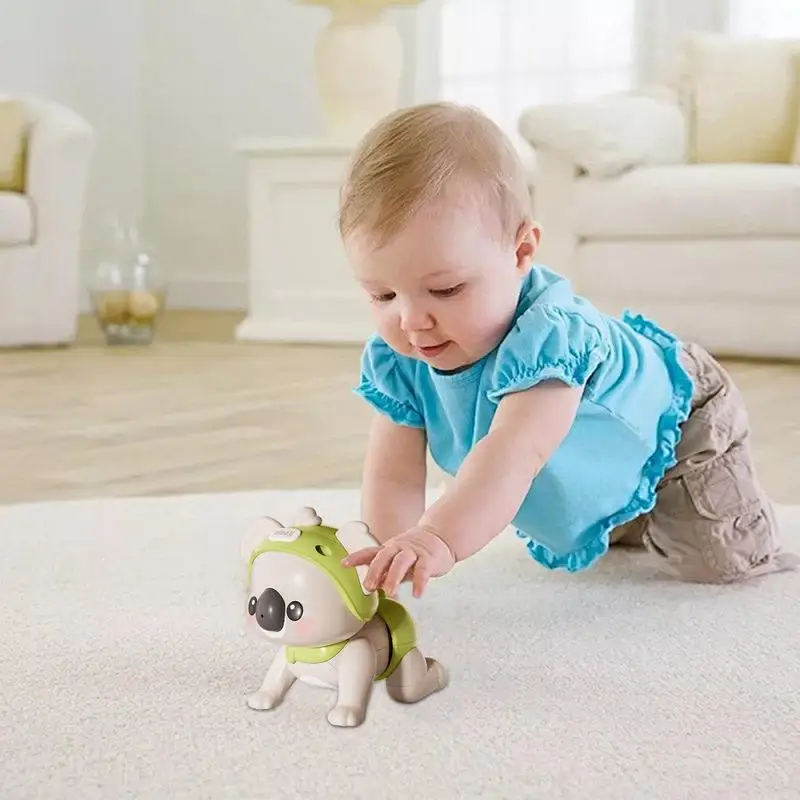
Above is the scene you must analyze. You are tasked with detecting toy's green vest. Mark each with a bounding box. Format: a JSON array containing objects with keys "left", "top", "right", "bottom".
[{"left": 285, "top": 593, "right": 416, "bottom": 681}]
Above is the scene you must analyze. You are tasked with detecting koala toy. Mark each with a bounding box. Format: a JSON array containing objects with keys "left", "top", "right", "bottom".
[{"left": 241, "top": 506, "right": 448, "bottom": 728}]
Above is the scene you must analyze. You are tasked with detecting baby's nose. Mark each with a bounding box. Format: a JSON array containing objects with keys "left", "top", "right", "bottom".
[
  {"left": 255, "top": 587, "right": 285, "bottom": 632},
  {"left": 400, "top": 303, "right": 434, "bottom": 332}
]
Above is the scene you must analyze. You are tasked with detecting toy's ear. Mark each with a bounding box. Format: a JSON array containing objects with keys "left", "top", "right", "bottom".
[
  {"left": 293, "top": 506, "right": 322, "bottom": 527},
  {"left": 240, "top": 515, "right": 284, "bottom": 563},
  {"left": 335, "top": 521, "right": 379, "bottom": 593}
]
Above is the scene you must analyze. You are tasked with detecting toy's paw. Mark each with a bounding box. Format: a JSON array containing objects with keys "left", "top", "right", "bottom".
[
  {"left": 327, "top": 704, "right": 365, "bottom": 728},
  {"left": 247, "top": 690, "right": 281, "bottom": 711}
]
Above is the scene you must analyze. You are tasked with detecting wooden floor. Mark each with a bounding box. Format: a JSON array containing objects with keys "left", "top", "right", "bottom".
[{"left": 2, "top": 310, "right": 799, "bottom": 506}]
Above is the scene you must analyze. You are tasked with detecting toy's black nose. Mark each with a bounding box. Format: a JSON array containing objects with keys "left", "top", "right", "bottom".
[{"left": 256, "top": 588, "right": 285, "bottom": 632}]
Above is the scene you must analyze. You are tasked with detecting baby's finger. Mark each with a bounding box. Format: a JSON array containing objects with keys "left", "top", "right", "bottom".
[
  {"left": 364, "top": 545, "right": 398, "bottom": 591},
  {"left": 341, "top": 547, "right": 381, "bottom": 567},
  {"left": 412, "top": 562, "right": 431, "bottom": 598},
  {"left": 382, "top": 550, "right": 417, "bottom": 597}
]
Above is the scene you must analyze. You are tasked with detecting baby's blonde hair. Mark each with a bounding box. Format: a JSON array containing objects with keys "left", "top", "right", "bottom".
[{"left": 338, "top": 102, "right": 532, "bottom": 247}]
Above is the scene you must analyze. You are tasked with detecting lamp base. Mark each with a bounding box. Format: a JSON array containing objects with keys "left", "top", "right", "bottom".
[{"left": 314, "top": 10, "right": 404, "bottom": 141}]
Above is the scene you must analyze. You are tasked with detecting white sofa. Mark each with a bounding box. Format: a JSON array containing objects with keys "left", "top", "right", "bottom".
[
  {"left": 519, "top": 35, "right": 800, "bottom": 360},
  {"left": 0, "top": 96, "right": 94, "bottom": 347}
]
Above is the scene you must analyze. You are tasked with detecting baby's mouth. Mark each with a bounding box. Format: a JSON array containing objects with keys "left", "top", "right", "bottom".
[{"left": 415, "top": 341, "right": 451, "bottom": 358}]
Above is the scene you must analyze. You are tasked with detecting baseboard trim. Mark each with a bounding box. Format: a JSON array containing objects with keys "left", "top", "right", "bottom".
[{"left": 236, "top": 314, "right": 372, "bottom": 344}]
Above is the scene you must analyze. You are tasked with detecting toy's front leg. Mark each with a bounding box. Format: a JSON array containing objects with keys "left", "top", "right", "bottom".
[
  {"left": 247, "top": 647, "right": 296, "bottom": 711},
  {"left": 328, "top": 638, "right": 376, "bottom": 728}
]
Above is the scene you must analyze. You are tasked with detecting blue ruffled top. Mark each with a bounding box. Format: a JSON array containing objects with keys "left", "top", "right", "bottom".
[{"left": 354, "top": 266, "right": 694, "bottom": 573}]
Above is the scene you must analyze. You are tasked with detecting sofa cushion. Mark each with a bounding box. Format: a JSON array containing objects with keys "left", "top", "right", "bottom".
[
  {"left": 792, "top": 72, "right": 800, "bottom": 165},
  {"left": 793, "top": 123, "right": 800, "bottom": 165},
  {"left": 0, "top": 100, "right": 27, "bottom": 192},
  {"left": 681, "top": 35, "right": 800, "bottom": 164},
  {"left": 573, "top": 164, "right": 800, "bottom": 239},
  {"left": 0, "top": 191, "right": 34, "bottom": 246}
]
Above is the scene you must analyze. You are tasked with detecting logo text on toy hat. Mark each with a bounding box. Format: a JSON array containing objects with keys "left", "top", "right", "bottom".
[{"left": 268, "top": 527, "right": 302, "bottom": 542}]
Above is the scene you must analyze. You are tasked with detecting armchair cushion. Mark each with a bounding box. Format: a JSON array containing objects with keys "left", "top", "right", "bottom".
[
  {"left": 793, "top": 81, "right": 800, "bottom": 164},
  {"left": 0, "top": 100, "right": 27, "bottom": 192},
  {"left": 0, "top": 191, "right": 33, "bottom": 245},
  {"left": 518, "top": 92, "right": 686, "bottom": 178},
  {"left": 573, "top": 164, "right": 800, "bottom": 239}
]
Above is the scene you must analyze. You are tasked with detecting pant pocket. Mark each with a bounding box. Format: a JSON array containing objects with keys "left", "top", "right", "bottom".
[
  {"left": 680, "top": 444, "right": 761, "bottom": 522},
  {"left": 675, "top": 445, "right": 776, "bottom": 581}
]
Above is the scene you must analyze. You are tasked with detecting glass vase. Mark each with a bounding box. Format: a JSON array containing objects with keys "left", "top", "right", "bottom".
[{"left": 90, "top": 221, "right": 167, "bottom": 346}]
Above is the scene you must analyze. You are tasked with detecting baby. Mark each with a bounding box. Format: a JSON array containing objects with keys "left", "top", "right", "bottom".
[{"left": 336, "top": 101, "right": 797, "bottom": 598}]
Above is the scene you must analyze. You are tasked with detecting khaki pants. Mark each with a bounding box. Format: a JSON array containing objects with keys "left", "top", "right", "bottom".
[{"left": 611, "top": 343, "right": 799, "bottom": 583}]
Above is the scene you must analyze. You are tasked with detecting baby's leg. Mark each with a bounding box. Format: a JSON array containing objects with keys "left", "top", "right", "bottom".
[
  {"left": 642, "top": 343, "right": 798, "bottom": 583},
  {"left": 609, "top": 515, "right": 647, "bottom": 547}
]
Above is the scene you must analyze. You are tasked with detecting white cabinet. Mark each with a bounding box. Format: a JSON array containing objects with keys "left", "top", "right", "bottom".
[{"left": 235, "top": 138, "right": 374, "bottom": 343}]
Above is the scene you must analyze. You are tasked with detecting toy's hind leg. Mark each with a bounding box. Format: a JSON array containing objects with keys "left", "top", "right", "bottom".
[{"left": 386, "top": 647, "right": 448, "bottom": 704}]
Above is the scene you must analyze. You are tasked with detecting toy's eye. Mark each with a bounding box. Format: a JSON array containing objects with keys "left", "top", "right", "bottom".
[
  {"left": 286, "top": 601, "right": 304, "bottom": 622},
  {"left": 248, "top": 596, "right": 257, "bottom": 616}
]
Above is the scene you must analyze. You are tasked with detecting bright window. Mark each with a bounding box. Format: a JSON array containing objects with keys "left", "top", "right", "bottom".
[
  {"left": 438, "top": 0, "right": 639, "bottom": 149},
  {"left": 727, "top": 0, "right": 800, "bottom": 37}
]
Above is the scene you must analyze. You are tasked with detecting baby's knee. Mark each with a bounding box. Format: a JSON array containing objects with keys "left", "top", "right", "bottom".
[
  {"left": 644, "top": 505, "right": 790, "bottom": 584},
  {"left": 642, "top": 429, "right": 797, "bottom": 583},
  {"left": 643, "top": 472, "right": 791, "bottom": 583}
]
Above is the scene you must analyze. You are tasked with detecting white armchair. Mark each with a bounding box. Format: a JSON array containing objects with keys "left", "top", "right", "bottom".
[
  {"left": 519, "top": 35, "right": 800, "bottom": 360},
  {"left": 0, "top": 95, "right": 95, "bottom": 347}
]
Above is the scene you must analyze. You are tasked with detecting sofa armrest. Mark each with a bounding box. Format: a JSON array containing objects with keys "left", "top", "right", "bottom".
[
  {"left": 518, "top": 92, "right": 687, "bottom": 178},
  {"left": 22, "top": 97, "right": 95, "bottom": 247}
]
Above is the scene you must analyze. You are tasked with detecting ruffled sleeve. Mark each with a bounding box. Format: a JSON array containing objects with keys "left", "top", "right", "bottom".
[
  {"left": 354, "top": 336, "right": 425, "bottom": 428},
  {"left": 487, "top": 302, "right": 610, "bottom": 402}
]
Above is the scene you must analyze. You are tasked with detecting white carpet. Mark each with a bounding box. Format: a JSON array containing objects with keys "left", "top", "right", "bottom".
[{"left": 2, "top": 489, "right": 799, "bottom": 800}]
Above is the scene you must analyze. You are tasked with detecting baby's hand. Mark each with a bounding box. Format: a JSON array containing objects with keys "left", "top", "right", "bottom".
[{"left": 342, "top": 526, "right": 456, "bottom": 598}]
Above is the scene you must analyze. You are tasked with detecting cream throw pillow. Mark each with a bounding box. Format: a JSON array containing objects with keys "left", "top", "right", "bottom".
[
  {"left": 682, "top": 34, "right": 800, "bottom": 163},
  {"left": 793, "top": 124, "right": 800, "bottom": 164},
  {"left": 793, "top": 69, "right": 800, "bottom": 164},
  {"left": 517, "top": 92, "right": 686, "bottom": 178},
  {"left": 0, "top": 100, "right": 27, "bottom": 192}
]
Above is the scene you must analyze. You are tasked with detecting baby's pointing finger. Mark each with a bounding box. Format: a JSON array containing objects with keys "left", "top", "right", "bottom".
[{"left": 341, "top": 547, "right": 381, "bottom": 567}]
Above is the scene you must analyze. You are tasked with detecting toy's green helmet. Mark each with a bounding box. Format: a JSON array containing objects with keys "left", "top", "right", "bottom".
[{"left": 246, "top": 508, "right": 379, "bottom": 623}]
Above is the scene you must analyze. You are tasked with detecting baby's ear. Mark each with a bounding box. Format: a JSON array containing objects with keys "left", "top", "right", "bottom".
[
  {"left": 336, "top": 521, "right": 379, "bottom": 592},
  {"left": 240, "top": 516, "right": 284, "bottom": 563}
]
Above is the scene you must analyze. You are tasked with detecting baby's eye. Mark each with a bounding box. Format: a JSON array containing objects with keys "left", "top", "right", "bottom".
[
  {"left": 430, "top": 283, "right": 464, "bottom": 298},
  {"left": 370, "top": 291, "right": 396, "bottom": 303}
]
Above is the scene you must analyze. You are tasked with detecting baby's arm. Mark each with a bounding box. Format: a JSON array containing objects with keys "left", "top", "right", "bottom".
[
  {"left": 419, "top": 380, "right": 582, "bottom": 561},
  {"left": 361, "top": 412, "right": 428, "bottom": 545}
]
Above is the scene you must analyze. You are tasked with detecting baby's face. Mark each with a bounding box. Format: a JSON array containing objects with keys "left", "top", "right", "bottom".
[{"left": 346, "top": 192, "right": 538, "bottom": 372}]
